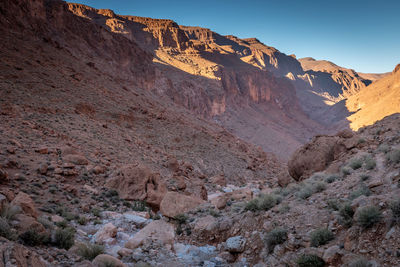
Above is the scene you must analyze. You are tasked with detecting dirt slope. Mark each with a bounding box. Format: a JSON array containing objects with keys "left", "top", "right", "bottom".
[{"left": 345, "top": 65, "right": 400, "bottom": 130}]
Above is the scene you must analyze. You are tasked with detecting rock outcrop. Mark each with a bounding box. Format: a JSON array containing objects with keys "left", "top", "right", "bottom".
[
  {"left": 106, "top": 164, "right": 167, "bottom": 209},
  {"left": 288, "top": 130, "right": 359, "bottom": 180},
  {"left": 159, "top": 192, "right": 205, "bottom": 218}
]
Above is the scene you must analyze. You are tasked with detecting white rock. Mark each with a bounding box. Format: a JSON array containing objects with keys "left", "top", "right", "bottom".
[{"left": 226, "top": 236, "right": 246, "bottom": 253}]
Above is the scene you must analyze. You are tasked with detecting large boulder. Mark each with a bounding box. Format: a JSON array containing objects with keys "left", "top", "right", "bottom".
[
  {"left": 92, "top": 254, "right": 126, "bottom": 267},
  {"left": 11, "top": 192, "right": 38, "bottom": 218},
  {"left": 106, "top": 164, "right": 167, "bottom": 209},
  {"left": 160, "top": 192, "right": 204, "bottom": 218},
  {"left": 288, "top": 135, "right": 338, "bottom": 181},
  {"left": 125, "top": 220, "right": 175, "bottom": 249},
  {"left": 14, "top": 214, "right": 45, "bottom": 234},
  {"left": 94, "top": 223, "right": 117, "bottom": 244},
  {"left": 0, "top": 239, "right": 46, "bottom": 267}
]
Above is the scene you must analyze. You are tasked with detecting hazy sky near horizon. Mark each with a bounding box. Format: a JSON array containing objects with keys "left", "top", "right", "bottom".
[{"left": 73, "top": 0, "right": 399, "bottom": 73}]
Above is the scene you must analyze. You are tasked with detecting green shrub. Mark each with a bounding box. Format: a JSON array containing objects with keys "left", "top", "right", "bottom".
[
  {"left": 0, "top": 218, "right": 17, "bottom": 240},
  {"left": 325, "top": 174, "right": 339, "bottom": 184},
  {"left": 349, "top": 183, "right": 371, "bottom": 200},
  {"left": 296, "top": 254, "right": 325, "bottom": 267},
  {"left": 339, "top": 204, "right": 355, "bottom": 227},
  {"left": 91, "top": 208, "right": 101, "bottom": 217},
  {"left": 264, "top": 228, "right": 288, "bottom": 253},
  {"left": 378, "top": 143, "right": 390, "bottom": 153},
  {"left": 132, "top": 201, "right": 148, "bottom": 212},
  {"left": 38, "top": 217, "right": 54, "bottom": 230},
  {"left": 93, "top": 219, "right": 102, "bottom": 225},
  {"left": 387, "top": 149, "right": 400, "bottom": 164},
  {"left": 360, "top": 174, "right": 370, "bottom": 181},
  {"left": 258, "top": 194, "right": 278, "bottom": 210},
  {"left": 349, "top": 158, "right": 363, "bottom": 170},
  {"left": 313, "top": 181, "right": 326, "bottom": 193},
  {"left": 0, "top": 204, "right": 21, "bottom": 221},
  {"left": 310, "top": 172, "right": 326, "bottom": 181},
  {"left": 341, "top": 166, "right": 352, "bottom": 177},
  {"left": 296, "top": 181, "right": 326, "bottom": 200},
  {"left": 209, "top": 209, "right": 220, "bottom": 217},
  {"left": 245, "top": 194, "right": 278, "bottom": 211},
  {"left": 296, "top": 185, "right": 314, "bottom": 199},
  {"left": 174, "top": 214, "right": 188, "bottom": 225},
  {"left": 349, "top": 258, "right": 371, "bottom": 267},
  {"left": 364, "top": 156, "right": 376, "bottom": 170},
  {"left": 19, "top": 229, "right": 50, "bottom": 246},
  {"left": 310, "top": 228, "right": 334, "bottom": 247},
  {"left": 357, "top": 138, "right": 366, "bottom": 144},
  {"left": 53, "top": 228, "right": 75, "bottom": 249},
  {"left": 77, "top": 243, "right": 104, "bottom": 261},
  {"left": 244, "top": 199, "right": 259, "bottom": 212},
  {"left": 77, "top": 216, "right": 87, "bottom": 225},
  {"left": 390, "top": 199, "right": 400, "bottom": 224},
  {"left": 326, "top": 199, "right": 340, "bottom": 211},
  {"left": 356, "top": 206, "right": 382, "bottom": 229},
  {"left": 56, "top": 220, "right": 69, "bottom": 229},
  {"left": 279, "top": 204, "right": 290, "bottom": 213}
]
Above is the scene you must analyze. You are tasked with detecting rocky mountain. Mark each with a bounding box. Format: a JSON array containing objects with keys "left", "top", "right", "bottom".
[{"left": 66, "top": 3, "right": 328, "bottom": 160}]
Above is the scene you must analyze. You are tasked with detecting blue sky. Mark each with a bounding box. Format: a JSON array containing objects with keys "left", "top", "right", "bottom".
[{"left": 73, "top": 0, "right": 399, "bottom": 73}]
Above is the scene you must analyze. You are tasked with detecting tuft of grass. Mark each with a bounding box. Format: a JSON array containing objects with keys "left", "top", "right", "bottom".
[
  {"left": 279, "top": 204, "right": 290, "bottom": 213},
  {"left": 0, "top": 204, "right": 21, "bottom": 221},
  {"left": 77, "top": 243, "right": 104, "bottom": 261},
  {"left": 264, "top": 228, "right": 288, "bottom": 253},
  {"left": 341, "top": 166, "right": 352, "bottom": 177},
  {"left": 390, "top": 199, "right": 400, "bottom": 225},
  {"left": 53, "top": 228, "right": 75, "bottom": 249},
  {"left": 360, "top": 174, "right": 370, "bottom": 182},
  {"left": 378, "top": 143, "right": 390, "bottom": 154},
  {"left": 19, "top": 229, "right": 50, "bottom": 246},
  {"left": 38, "top": 217, "right": 54, "bottom": 230},
  {"left": 326, "top": 199, "right": 340, "bottom": 211},
  {"left": 132, "top": 201, "right": 148, "bottom": 212},
  {"left": 0, "top": 218, "right": 17, "bottom": 241},
  {"left": 91, "top": 208, "right": 101, "bottom": 218},
  {"left": 356, "top": 206, "right": 382, "bottom": 229},
  {"left": 386, "top": 149, "right": 400, "bottom": 164},
  {"left": 349, "top": 158, "right": 363, "bottom": 170},
  {"left": 56, "top": 220, "right": 69, "bottom": 229},
  {"left": 310, "top": 172, "right": 326, "bottom": 181},
  {"left": 296, "top": 254, "right": 325, "bottom": 267},
  {"left": 209, "top": 209, "right": 220, "bottom": 218},
  {"left": 364, "top": 156, "right": 376, "bottom": 170},
  {"left": 349, "top": 183, "right": 371, "bottom": 200},
  {"left": 325, "top": 174, "right": 339, "bottom": 184},
  {"left": 339, "top": 204, "right": 355, "bottom": 227},
  {"left": 310, "top": 228, "right": 334, "bottom": 247},
  {"left": 296, "top": 186, "right": 314, "bottom": 199},
  {"left": 258, "top": 194, "right": 279, "bottom": 210},
  {"left": 357, "top": 138, "right": 366, "bottom": 144},
  {"left": 296, "top": 181, "right": 327, "bottom": 200},
  {"left": 173, "top": 214, "right": 188, "bottom": 225},
  {"left": 77, "top": 216, "right": 87, "bottom": 225}
]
